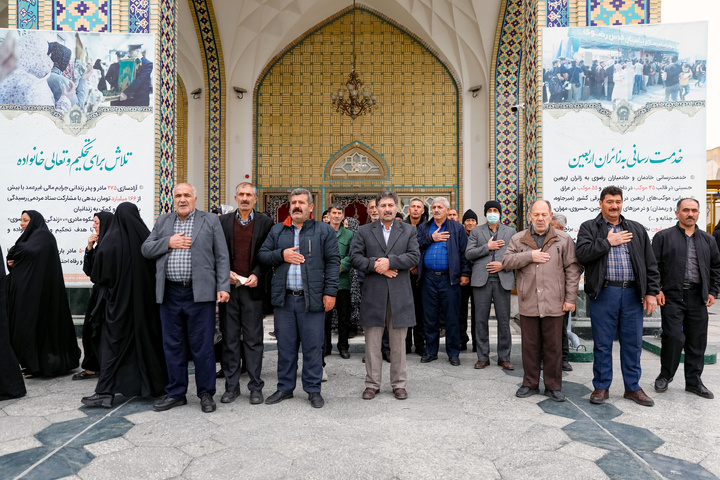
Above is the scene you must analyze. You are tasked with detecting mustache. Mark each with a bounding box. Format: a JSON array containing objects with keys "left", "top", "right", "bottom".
[{"left": 292, "top": 208, "right": 302, "bottom": 213}]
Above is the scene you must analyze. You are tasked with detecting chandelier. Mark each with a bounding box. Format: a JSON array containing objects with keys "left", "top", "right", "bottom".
[{"left": 330, "top": 0, "right": 378, "bottom": 120}]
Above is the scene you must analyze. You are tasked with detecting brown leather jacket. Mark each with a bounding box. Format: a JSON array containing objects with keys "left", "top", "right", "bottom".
[{"left": 502, "top": 226, "right": 582, "bottom": 318}]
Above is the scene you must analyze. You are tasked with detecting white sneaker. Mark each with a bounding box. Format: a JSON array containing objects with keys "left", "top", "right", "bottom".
[{"left": 322, "top": 368, "right": 328, "bottom": 382}]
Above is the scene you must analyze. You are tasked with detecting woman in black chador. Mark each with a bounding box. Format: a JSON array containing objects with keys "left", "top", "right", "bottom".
[
  {"left": 81, "top": 203, "right": 167, "bottom": 408},
  {"left": 72, "top": 211, "right": 114, "bottom": 381},
  {"left": 0, "top": 245, "right": 26, "bottom": 400},
  {"left": 6, "top": 210, "right": 80, "bottom": 377}
]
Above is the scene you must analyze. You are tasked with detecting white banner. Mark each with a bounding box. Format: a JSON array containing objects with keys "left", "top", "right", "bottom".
[
  {"left": 0, "top": 29, "right": 156, "bottom": 283},
  {"left": 541, "top": 23, "right": 707, "bottom": 238}
]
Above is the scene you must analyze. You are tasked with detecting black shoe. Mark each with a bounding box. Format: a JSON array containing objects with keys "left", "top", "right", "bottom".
[
  {"left": 515, "top": 386, "right": 540, "bottom": 398},
  {"left": 362, "top": 356, "right": 365, "bottom": 363},
  {"left": 249, "top": 390, "right": 264, "bottom": 405},
  {"left": 416, "top": 349, "right": 426, "bottom": 357},
  {"left": 382, "top": 351, "right": 391, "bottom": 363},
  {"left": 654, "top": 376, "right": 672, "bottom": 393},
  {"left": 265, "top": 390, "right": 294, "bottom": 405},
  {"left": 545, "top": 389, "right": 566, "bottom": 402},
  {"left": 686, "top": 384, "right": 714, "bottom": 399},
  {"left": 153, "top": 395, "right": 188, "bottom": 412},
  {"left": 81, "top": 393, "right": 114, "bottom": 408},
  {"left": 308, "top": 392, "right": 324, "bottom": 408},
  {"left": 73, "top": 370, "right": 100, "bottom": 381},
  {"left": 420, "top": 354, "right": 438, "bottom": 363},
  {"left": 339, "top": 349, "right": 350, "bottom": 359},
  {"left": 449, "top": 357, "right": 460, "bottom": 366},
  {"left": 562, "top": 361, "right": 573, "bottom": 372},
  {"left": 200, "top": 393, "right": 216, "bottom": 413},
  {"left": 220, "top": 387, "right": 240, "bottom": 404},
  {"left": 216, "top": 369, "right": 225, "bottom": 379}
]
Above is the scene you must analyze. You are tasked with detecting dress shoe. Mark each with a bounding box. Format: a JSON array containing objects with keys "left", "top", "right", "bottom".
[
  {"left": 515, "top": 386, "right": 539, "bottom": 398},
  {"left": 624, "top": 388, "right": 654, "bottom": 407},
  {"left": 416, "top": 349, "right": 426, "bottom": 357},
  {"left": 339, "top": 349, "right": 350, "bottom": 359},
  {"left": 474, "top": 360, "right": 489, "bottom": 369},
  {"left": 308, "top": 392, "right": 324, "bottom": 408},
  {"left": 393, "top": 388, "right": 408, "bottom": 400},
  {"left": 420, "top": 354, "right": 438, "bottom": 363},
  {"left": 265, "top": 390, "right": 294, "bottom": 405},
  {"left": 73, "top": 370, "right": 99, "bottom": 381},
  {"left": 686, "top": 384, "right": 714, "bottom": 399},
  {"left": 589, "top": 388, "right": 609, "bottom": 405},
  {"left": 545, "top": 390, "right": 566, "bottom": 402},
  {"left": 498, "top": 360, "right": 515, "bottom": 371},
  {"left": 153, "top": 395, "right": 187, "bottom": 412},
  {"left": 654, "top": 376, "right": 672, "bottom": 393},
  {"left": 362, "top": 387, "right": 379, "bottom": 400},
  {"left": 249, "top": 390, "right": 264, "bottom": 405},
  {"left": 200, "top": 393, "right": 216, "bottom": 413},
  {"left": 449, "top": 357, "right": 460, "bottom": 366},
  {"left": 81, "top": 393, "right": 114, "bottom": 408},
  {"left": 220, "top": 387, "right": 240, "bottom": 404},
  {"left": 562, "top": 361, "right": 573, "bottom": 372},
  {"left": 382, "top": 351, "right": 391, "bottom": 363}
]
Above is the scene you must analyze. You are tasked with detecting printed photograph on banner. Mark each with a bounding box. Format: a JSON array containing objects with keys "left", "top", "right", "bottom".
[
  {"left": 0, "top": 29, "right": 157, "bottom": 284},
  {"left": 541, "top": 22, "right": 708, "bottom": 239},
  {"left": 542, "top": 22, "right": 707, "bottom": 108}
]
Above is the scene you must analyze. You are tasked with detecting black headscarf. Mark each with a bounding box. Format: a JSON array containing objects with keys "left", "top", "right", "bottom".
[
  {"left": 91, "top": 203, "right": 166, "bottom": 397},
  {"left": 48, "top": 42, "right": 72, "bottom": 72},
  {"left": 0, "top": 245, "right": 26, "bottom": 399},
  {"left": 6, "top": 210, "right": 80, "bottom": 376},
  {"left": 83, "top": 211, "right": 114, "bottom": 277}
]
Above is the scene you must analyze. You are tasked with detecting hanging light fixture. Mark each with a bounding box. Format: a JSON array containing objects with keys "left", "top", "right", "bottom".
[{"left": 330, "top": 0, "right": 378, "bottom": 120}]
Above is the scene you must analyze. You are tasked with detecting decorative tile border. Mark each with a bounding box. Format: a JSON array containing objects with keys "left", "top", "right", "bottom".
[
  {"left": 188, "top": 0, "right": 226, "bottom": 213},
  {"left": 523, "top": 0, "right": 539, "bottom": 211},
  {"left": 129, "top": 0, "right": 150, "bottom": 33},
  {"left": 15, "top": 0, "right": 39, "bottom": 29},
  {"left": 176, "top": 74, "right": 188, "bottom": 184},
  {"left": 53, "top": 0, "right": 110, "bottom": 32},
  {"left": 546, "top": 0, "right": 569, "bottom": 27},
  {"left": 156, "top": 0, "right": 177, "bottom": 214},
  {"left": 587, "top": 0, "right": 650, "bottom": 26}
]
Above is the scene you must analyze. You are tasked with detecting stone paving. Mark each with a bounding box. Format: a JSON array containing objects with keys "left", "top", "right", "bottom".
[{"left": 1, "top": 305, "right": 719, "bottom": 480}]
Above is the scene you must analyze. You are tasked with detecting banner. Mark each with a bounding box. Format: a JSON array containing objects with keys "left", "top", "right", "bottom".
[
  {"left": 541, "top": 22, "right": 708, "bottom": 238},
  {"left": 0, "top": 29, "right": 156, "bottom": 283}
]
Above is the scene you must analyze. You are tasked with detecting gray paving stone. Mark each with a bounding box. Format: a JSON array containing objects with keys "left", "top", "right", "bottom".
[
  {"left": 179, "top": 438, "right": 226, "bottom": 458},
  {"left": 496, "top": 450, "right": 607, "bottom": 479},
  {"left": 0, "top": 416, "right": 50, "bottom": 442},
  {"left": 3, "top": 393, "right": 83, "bottom": 417},
  {"left": 123, "top": 414, "right": 219, "bottom": 447},
  {"left": 83, "top": 437, "right": 134, "bottom": 456},
  {"left": 45, "top": 409, "right": 88, "bottom": 424},
  {"left": 77, "top": 447, "right": 190, "bottom": 479},
  {"left": 183, "top": 448, "right": 291, "bottom": 479},
  {"left": 0, "top": 437, "right": 43, "bottom": 456}
]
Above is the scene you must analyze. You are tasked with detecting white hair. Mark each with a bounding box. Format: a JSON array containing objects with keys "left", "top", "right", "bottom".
[{"left": 433, "top": 197, "right": 450, "bottom": 209}]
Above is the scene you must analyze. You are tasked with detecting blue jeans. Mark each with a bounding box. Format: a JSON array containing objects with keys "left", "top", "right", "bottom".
[
  {"left": 159, "top": 283, "right": 217, "bottom": 398},
  {"left": 274, "top": 294, "right": 324, "bottom": 393},
  {"left": 589, "top": 285, "right": 644, "bottom": 391},
  {"left": 422, "top": 272, "right": 461, "bottom": 358}
]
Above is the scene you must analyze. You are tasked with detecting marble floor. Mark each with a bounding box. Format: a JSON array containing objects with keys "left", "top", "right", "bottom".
[{"left": 1, "top": 307, "right": 719, "bottom": 480}]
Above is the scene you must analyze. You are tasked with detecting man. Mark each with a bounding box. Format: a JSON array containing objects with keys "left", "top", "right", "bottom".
[
  {"left": 550, "top": 214, "right": 573, "bottom": 372},
  {"left": 325, "top": 204, "right": 354, "bottom": 359},
  {"left": 652, "top": 198, "right": 720, "bottom": 399},
  {"left": 366, "top": 199, "right": 379, "bottom": 224},
  {"left": 104, "top": 51, "right": 124, "bottom": 91},
  {"left": 217, "top": 183, "right": 273, "bottom": 405},
  {"left": 576, "top": 186, "right": 660, "bottom": 407},
  {"left": 466, "top": 201, "right": 516, "bottom": 371},
  {"left": 258, "top": 189, "right": 339, "bottom": 408},
  {"left": 460, "top": 209, "right": 479, "bottom": 351},
  {"left": 141, "top": 183, "right": 230, "bottom": 413},
  {"left": 417, "top": 197, "right": 471, "bottom": 366},
  {"left": 404, "top": 197, "right": 426, "bottom": 356},
  {"left": 503, "top": 200, "right": 581, "bottom": 402},
  {"left": 663, "top": 56, "right": 682, "bottom": 102},
  {"left": 112, "top": 44, "right": 153, "bottom": 106},
  {"left": 448, "top": 209, "right": 459, "bottom": 222},
  {"left": 350, "top": 191, "right": 420, "bottom": 400}
]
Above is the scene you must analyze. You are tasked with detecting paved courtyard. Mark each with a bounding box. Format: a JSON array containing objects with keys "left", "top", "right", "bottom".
[{"left": 1, "top": 305, "right": 719, "bottom": 480}]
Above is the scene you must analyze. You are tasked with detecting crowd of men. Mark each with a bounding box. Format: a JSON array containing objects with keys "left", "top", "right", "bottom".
[{"left": 68, "top": 183, "right": 718, "bottom": 412}]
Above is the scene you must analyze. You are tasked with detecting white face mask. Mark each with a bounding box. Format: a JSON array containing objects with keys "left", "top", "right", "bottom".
[{"left": 486, "top": 212, "right": 500, "bottom": 224}]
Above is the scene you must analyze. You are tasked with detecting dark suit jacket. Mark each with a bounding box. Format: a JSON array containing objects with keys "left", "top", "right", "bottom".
[
  {"left": 465, "top": 223, "right": 516, "bottom": 291},
  {"left": 349, "top": 220, "right": 420, "bottom": 328},
  {"left": 141, "top": 209, "right": 230, "bottom": 303},
  {"left": 218, "top": 210, "right": 273, "bottom": 301}
]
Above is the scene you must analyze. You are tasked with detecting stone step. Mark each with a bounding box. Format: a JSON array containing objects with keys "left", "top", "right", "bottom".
[{"left": 642, "top": 336, "right": 717, "bottom": 365}]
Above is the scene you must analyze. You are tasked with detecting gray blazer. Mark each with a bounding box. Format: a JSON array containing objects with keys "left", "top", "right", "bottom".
[
  {"left": 141, "top": 209, "right": 230, "bottom": 303},
  {"left": 465, "top": 222, "right": 516, "bottom": 291},
  {"left": 349, "top": 220, "right": 420, "bottom": 329}
]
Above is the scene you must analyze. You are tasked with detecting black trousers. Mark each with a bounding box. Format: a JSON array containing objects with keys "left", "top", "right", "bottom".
[
  {"left": 220, "top": 285, "right": 265, "bottom": 392},
  {"left": 325, "top": 289, "right": 351, "bottom": 352},
  {"left": 659, "top": 288, "right": 708, "bottom": 387},
  {"left": 562, "top": 311, "right": 569, "bottom": 363},
  {"left": 459, "top": 283, "right": 476, "bottom": 347},
  {"left": 405, "top": 273, "right": 425, "bottom": 355}
]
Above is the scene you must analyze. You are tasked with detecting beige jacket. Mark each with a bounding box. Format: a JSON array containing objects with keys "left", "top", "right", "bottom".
[{"left": 502, "top": 226, "right": 581, "bottom": 318}]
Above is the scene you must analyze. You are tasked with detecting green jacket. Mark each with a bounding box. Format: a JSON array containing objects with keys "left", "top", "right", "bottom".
[{"left": 335, "top": 224, "right": 354, "bottom": 290}]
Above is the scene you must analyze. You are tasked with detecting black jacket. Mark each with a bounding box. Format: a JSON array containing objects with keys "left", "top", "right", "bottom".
[
  {"left": 652, "top": 223, "right": 720, "bottom": 300},
  {"left": 575, "top": 213, "right": 660, "bottom": 300}
]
